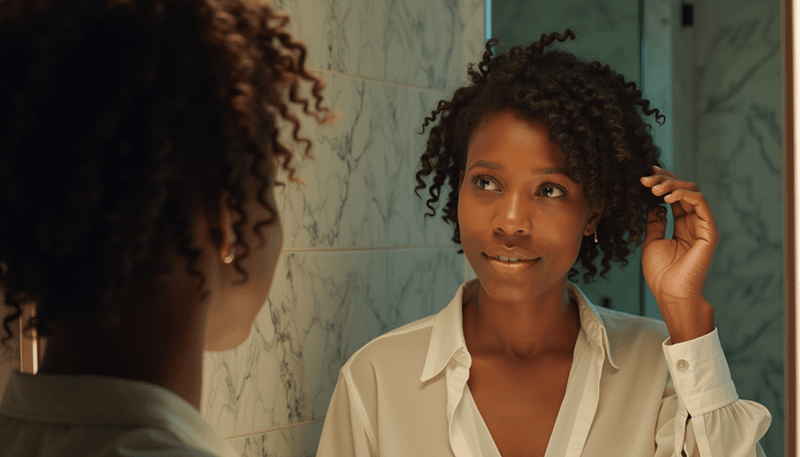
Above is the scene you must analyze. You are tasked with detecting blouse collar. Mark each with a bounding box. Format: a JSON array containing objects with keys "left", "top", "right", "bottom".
[{"left": 420, "top": 278, "right": 619, "bottom": 383}]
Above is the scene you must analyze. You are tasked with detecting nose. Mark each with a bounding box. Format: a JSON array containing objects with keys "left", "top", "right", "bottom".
[{"left": 491, "top": 192, "right": 531, "bottom": 236}]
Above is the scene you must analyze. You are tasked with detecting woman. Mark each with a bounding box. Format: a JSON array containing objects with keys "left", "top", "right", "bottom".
[
  {"left": 0, "top": 0, "right": 334, "bottom": 455},
  {"left": 317, "top": 30, "right": 771, "bottom": 456}
]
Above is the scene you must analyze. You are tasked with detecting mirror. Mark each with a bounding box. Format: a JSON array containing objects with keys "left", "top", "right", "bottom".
[{"left": 490, "top": 0, "right": 785, "bottom": 455}]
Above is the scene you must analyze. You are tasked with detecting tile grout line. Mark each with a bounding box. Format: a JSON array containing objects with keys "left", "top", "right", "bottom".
[
  {"left": 224, "top": 418, "right": 326, "bottom": 441},
  {"left": 308, "top": 67, "right": 455, "bottom": 96}
]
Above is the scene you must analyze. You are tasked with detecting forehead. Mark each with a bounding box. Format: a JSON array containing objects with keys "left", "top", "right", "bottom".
[{"left": 467, "top": 110, "right": 568, "bottom": 170}]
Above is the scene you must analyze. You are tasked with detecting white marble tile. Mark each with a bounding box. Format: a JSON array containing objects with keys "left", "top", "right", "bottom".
[
  {"left": 228, "top": 420, "right": 325, "bottom": 457},
  {"left": 381, "top": 0, "right": 480, "bottom": 91},
  {"left": 383, "top": 248, "right": 464, "bottom": 331},
  {"left": 200, "top": 250, "right": 386, "bottom": 437},
  {"left": 459, "top": 0, "right": 487, "bottom": 92},
  {"left": 272, "top": 0, "right": 482, "bottom": 91},
  {"left": 273, "top": 72, "right": 413, "bottom": 249},
  {"left": 274, "top": 0, "right": 387, "bottom": 83}
]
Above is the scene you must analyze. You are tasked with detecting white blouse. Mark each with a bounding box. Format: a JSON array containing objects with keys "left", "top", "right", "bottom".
[
  {"left": 316, "top": 278, "right": 772, "bottom": 457},
  {"left": 0, "top": 370, "right": 238, "bottom": 457}
]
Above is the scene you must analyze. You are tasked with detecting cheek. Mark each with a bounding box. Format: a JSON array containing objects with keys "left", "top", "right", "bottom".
[{"left": 457, "top": 191, "right": 480, "bottom": 242}]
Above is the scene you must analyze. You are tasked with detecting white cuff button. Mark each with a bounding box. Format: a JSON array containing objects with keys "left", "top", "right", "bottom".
[{"left": 676, "top": 359, "right": 689, "bottom": 371}]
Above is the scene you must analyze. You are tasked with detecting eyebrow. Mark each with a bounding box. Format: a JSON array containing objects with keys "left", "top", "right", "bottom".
[{"left": 466, "top": 160, "right": 571, "bottom": 177}]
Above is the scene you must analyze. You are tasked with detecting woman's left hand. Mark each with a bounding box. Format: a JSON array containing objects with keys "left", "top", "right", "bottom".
[{"left": 639, "top": 166, "right": 719, "bottom": 343}]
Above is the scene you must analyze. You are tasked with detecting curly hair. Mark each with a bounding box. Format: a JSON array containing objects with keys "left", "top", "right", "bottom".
[
  {"left": 0, "top": 0, "right": 336, "bottom": 350},
  {"left": 414, "top": 29, "right": 668, "bottom": 284}
]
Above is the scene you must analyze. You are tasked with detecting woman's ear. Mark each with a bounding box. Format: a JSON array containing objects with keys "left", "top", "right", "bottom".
[{"left": 586, "top": 209, "right": 603, "bottom": 236}]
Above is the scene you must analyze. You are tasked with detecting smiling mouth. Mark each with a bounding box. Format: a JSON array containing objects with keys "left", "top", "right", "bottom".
[{"left": 481, "top": 253, "right": 540, "bottom": 263}]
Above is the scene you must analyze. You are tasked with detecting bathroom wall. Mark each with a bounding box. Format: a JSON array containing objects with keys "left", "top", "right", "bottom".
[
  {"left": 490, "top": 0, "right": 645, "bottom": 317},
  {"left": 691, "top": 0, "right": 784, "bottom": 454},
  {"left": 198, "top": 0, "right": 485, "bottom": 454}
]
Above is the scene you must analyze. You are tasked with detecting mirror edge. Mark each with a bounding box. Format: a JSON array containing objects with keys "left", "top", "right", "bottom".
[{"left": 783, "top": 0, "right": 798, "bottom": 455}]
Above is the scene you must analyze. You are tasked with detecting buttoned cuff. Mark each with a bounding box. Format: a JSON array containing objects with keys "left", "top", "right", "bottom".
[{"left": 662, "top": 328, "right": 739, "bottom": 417}]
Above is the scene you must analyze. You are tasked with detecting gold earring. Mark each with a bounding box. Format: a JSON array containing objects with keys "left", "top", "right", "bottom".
[
  {"left": 223, "top": 235, "right": 237, "bottom": 264},
  {"left": 594, "top": 231, "right": 598, "bottom": 244}
]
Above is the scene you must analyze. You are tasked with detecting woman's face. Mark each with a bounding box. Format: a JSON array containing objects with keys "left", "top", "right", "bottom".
[
  {"left": 203, "top": 186, "right": 283, "bottom": 351},
  {"left": 458, "top": 109, "right": 601, "bottom": 304}
]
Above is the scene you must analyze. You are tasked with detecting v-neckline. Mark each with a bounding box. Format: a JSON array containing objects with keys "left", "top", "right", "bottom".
[{"left": 462, "top": 327, "right": 588, "bottom": 457}]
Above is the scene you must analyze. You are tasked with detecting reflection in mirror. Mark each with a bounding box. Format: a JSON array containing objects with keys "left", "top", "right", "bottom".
[{"left": 491, "top": 0, "right": 784, "bottom": 454}]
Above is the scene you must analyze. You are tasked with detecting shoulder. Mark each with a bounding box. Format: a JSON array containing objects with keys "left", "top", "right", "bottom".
[
  {"left": 593, "top": 306, "right": 669, "bottom": 360},
  {"left": 342, "top": 314, "right": 436, "bottom": 383}
]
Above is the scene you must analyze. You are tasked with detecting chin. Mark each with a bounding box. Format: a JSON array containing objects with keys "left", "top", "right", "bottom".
[{"left": 479, "top": 278, "right": 538, "bottom": 304}]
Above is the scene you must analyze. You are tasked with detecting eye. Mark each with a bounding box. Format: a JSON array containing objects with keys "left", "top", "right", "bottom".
[
  {"left": 540, "top": 183, "right": 568, "bottom": 198},
  {"left": 471, "top": 174, "right": 499, "bottom": 191}
]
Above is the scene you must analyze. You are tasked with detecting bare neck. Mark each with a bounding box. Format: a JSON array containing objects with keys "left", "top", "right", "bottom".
[
  {"left": 462, "top": 280, "right": 581, "bottom": 361},
  {"left": 38, "top": 296, "right": 208, "bottom": 410}
]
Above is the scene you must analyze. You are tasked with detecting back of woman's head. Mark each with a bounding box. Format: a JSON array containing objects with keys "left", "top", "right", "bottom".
[
  {"left": 415, "top": 29, "right": 668, "bottom": 284},
  {"left": 0, "top": 0, "right": 333, "bottom": 348}
]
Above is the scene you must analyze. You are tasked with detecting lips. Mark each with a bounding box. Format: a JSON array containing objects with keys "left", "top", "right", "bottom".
[
  {"left": 482, "top": 246, "right": 539, "bottom": 261},
  {"left": 482, "top": 253, "right": 540, "bottom": 275}
]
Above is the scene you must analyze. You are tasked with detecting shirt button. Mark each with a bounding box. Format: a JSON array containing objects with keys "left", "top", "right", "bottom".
[{"left": 676, "top": 359, "right": 689, "bottom": 371}]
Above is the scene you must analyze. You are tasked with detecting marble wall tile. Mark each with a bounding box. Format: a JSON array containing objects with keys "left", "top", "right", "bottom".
[
  {"left": 274, "top": 71, "right": 413, "bottom": 249},
  {"left": 228, "top": 420, "right": 324, "bottom": 457},
  {"left": 693, "top": 0, "right": 783, "bottom": 454},
  {"left": 201, "top": 250, "right": 386, "bottom": 438},
  {"left": 460, "top": 0, "right": 487, "bottom": 90},
  {"left": 271, "top": 0, "right": 484, "bottom": 92},
  {"left": 384, "top": 248, "right": 464, "bottom": 329}
]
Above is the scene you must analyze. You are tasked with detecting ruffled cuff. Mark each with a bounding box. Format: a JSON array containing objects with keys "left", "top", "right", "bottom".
[{"left": 662, "top": 328, "right": 739, "bottom": 417}]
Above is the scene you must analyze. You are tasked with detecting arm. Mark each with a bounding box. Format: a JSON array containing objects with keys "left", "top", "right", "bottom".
[{"left": 654, "top": 329, "right": 771, "bottom": 457}]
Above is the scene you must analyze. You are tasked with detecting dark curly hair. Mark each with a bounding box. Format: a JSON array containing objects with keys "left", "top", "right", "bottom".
[
  {"left": 414, "top": 29, "right": 668, "bottom": 284},
  {"left": 0, "top": 0, "right": 337, "bottom": 350}
]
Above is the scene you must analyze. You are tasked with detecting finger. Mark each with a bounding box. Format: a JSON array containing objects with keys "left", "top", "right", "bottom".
[
  {"left": 645, "top": 178, "right": 700, "bottom": 197},
  {"left": 643, "top": 206, "right": 668, "bottom": 247},
  {"left": 664, "top": 189, "right": 718, "bottom": 232},
  {"left": 650, "top": 180, "right": 701, "bottom": 219},
  {"left": 651, "top": 165, "right": 681, "bottom": 179},
  {"left": 640, "top": 174, "right": 672, "bottom": 188},
  {"left": 647, "top": 166, "right": 698, "bottom": 187}
]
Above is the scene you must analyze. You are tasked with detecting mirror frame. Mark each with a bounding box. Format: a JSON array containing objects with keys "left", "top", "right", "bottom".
[
  {"left": 12, "top": 3, "right": 799, "bottom": 454},
  {"left": 784, "top": 0, "right": 798, "bottom": 455}
]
